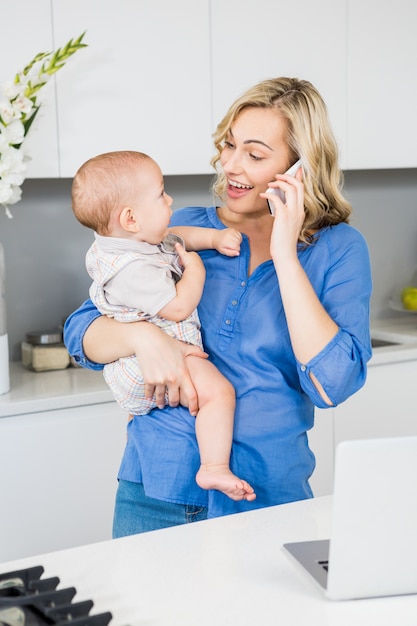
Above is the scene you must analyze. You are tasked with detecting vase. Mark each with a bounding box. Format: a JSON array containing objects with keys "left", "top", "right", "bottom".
[{"left": 0, "top": 242, "right": 9, "bottom": 395}]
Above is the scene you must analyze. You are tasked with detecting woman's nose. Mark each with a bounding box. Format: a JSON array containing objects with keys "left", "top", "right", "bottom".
[{"left": 223, "top": 149, "right": 242, "bottom": 174}]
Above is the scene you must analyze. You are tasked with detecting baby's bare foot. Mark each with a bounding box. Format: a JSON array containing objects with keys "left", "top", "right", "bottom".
[{"left": 196, "top": 464, "right": 256, "bottom": 501}]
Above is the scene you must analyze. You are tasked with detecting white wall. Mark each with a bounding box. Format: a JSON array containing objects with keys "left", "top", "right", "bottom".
[{"left": 1, "top": 169, "right": 416, "bottom": 361}]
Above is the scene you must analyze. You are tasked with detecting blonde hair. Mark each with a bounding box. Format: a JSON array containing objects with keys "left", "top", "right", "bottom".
[
  {"left": 211, "top": 77, "right": 352, "bottom": 244},
  {"left": 72, "top": 150, "right": 151, "bottom": 235}
]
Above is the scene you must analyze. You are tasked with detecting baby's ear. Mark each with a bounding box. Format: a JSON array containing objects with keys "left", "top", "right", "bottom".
[{"left": 119, "top": 206, "right": 140, "bottom": 232}]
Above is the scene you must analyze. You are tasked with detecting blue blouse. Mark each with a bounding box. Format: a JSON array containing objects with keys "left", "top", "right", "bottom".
[{"left": 64, "top": 206, "right": 372, "bottom": 519}]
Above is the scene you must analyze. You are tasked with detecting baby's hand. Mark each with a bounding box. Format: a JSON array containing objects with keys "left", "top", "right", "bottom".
[
  {"left": 175, "top": 242, "right": 205, "bottom": 273},
  {"left": 212, "top": 228, "right": 242, "bottom": 257}
]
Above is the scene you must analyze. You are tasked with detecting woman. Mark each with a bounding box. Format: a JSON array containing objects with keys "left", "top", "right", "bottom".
[{"left": 64, "top": 77, "right": 372, "bottom": 536}]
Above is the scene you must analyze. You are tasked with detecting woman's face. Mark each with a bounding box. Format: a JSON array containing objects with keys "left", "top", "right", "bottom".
[{"left": 220, "top": 107, "right": 293, "bottom": 216}]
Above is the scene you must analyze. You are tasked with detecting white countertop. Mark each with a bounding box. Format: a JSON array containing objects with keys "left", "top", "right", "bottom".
[
  {"left": 370, "top": 315, "right": 417, "bottom": 365},
  {"left": 1, "top": 495, "right": 416, "bottom": 626},
  {"left": 0, "top": 362, "right": 113, "bottom": 418}
]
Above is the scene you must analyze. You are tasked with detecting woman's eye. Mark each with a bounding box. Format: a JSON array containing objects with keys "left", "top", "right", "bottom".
[
  {"left": 250, "top": 153, "right": 263, "bottom": 161},
  {"left": 223, "top": 141, "right": 234, "bottom": 149}
]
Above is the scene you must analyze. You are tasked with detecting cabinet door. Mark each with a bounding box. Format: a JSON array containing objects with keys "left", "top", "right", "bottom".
[
  {"left": 0, "top": 402, "right": 127, "bottom": 562},
  {"left": 0, "top": 1, "right": 59, "bottom": 177},
  {"left": 347, "top": 0, "right": 417, "bottom": 168},
  {"left": 51, "top": 0, "right": 213, "bottom": 177},
  {"left": 308, "top": 407, "right": 335, "bottom": 497},
  {"left": 210, "top": 0, "right": 348, "bottom": 166},
  {"left": 334, "top": 360, "right": 417, "bottom": 445}
]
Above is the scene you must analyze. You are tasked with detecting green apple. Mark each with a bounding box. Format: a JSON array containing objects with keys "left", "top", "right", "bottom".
[{"left": 401, "top": 286, "right": 417, "bottom": 310}]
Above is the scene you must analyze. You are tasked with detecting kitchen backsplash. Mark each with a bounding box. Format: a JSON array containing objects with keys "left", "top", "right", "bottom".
[{"left": 1, "top": 169, "right": 416, "bottom": 361}]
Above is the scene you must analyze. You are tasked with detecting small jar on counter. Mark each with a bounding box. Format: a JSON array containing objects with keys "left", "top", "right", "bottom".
[{"left": 21, "top": 329, "right": 70, "bottom": 372}]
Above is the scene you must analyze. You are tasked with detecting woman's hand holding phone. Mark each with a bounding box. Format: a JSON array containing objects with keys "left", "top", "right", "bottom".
[{"left": 262, "top": 159, "right": 305, "bottom": 264}]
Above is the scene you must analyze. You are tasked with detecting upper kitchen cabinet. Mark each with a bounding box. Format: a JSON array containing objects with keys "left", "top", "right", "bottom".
[
  {"left": 0, "top": 1, "right": 59, "bottom": 177},
  {"left": 346, "top": 0, "right": 417, "bottom": 169},
  {"left": 210, "top": 0, "right": 348, "bottom": 166},
  {"left": 210, "top": 0, "right": 417, "bottom": 170},
  {"left": 52, "top": 0, "right": 213, "bottom": 177}
]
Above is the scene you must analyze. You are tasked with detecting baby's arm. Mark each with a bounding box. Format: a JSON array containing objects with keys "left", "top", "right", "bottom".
[
  {"left": 158, "top": 244, "right": 206, "bottom": 322},
  {"left": 170, "top": 226, "right": 242, "bottom": 257}
]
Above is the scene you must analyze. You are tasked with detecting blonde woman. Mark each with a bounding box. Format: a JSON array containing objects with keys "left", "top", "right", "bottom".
[{"left": 65, "top": 77, "right": 372, "bottom": 535}]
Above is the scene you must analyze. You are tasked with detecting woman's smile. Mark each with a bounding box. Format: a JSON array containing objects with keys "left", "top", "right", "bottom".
[{"left": 227, "top": 178, "right": 254, "bottom": 199}]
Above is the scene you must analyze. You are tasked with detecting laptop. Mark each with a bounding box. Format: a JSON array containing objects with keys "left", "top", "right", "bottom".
[{"left": 283, "top": 436, "right": 417, "bottom": 600}]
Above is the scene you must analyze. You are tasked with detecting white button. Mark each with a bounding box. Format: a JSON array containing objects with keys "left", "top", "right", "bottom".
[
  {"left": 241, "top": 281, "right": 246, "bottom": 287},
  {"left": 225, "top": 319, "right": 231, "bottom": 325},
  {"left": 301, "top": 365, "right": 306, "bottom": 371},
  {"left": 232, "top": 300, "right": 238, "bottom": 306}
]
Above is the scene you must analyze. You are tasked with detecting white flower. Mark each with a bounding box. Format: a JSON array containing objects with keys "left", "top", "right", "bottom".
[
  {"left": 2, "top": 80, "right": 23, "bottom": 100},
  {"left": 0, "top": 180, "right": 21, "bottom": 205},
  {"left": 0, "top": 120, "right": 25, "bottom": 146},
  {"left": 1, "top": 32, "right": 87, "bottom": 218},
  {"left": 0, "top": 145, "right": 27, "bottom": 184},
  {"left": 13, "top": 95, "right": 34, "bottom": 118},
  {"left": 0, "top": 180, "right": 13, "bottom": 204},
  {"left": 0, "top": 99, "right": 16, "bottom": 125}
]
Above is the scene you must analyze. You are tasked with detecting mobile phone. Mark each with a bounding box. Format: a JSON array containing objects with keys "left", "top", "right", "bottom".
[{"left": 266, "top": 159, "right": 302, "bottom": 215}]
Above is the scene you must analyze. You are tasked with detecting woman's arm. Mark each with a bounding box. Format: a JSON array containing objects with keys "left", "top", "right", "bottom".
[
  {"left": 265, "top": 170, "right": 371, "bottom": 407},
  {"left": 267, "top": 172, "right": 338, "bottom": 366},
  {"left": 84, "top": 316, "right": 207, "bottom": 411},
  {"left": 64, "top": 300, "right": 207, "bottom": 413}
]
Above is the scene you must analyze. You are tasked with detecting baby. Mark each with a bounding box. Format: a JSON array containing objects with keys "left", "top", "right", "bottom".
[{"left": 72, "top": 150, "right": 256, "bottom": 502}]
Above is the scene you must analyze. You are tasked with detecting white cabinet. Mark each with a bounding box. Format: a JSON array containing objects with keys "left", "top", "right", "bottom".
[
  {"left": 0, "top": 1, "right": 59, "bottom": 177},
  {"left": 346, "top": 0, "right": 417, "bottom": 169},
  {"left": 210, "top": 0, "right": 348, "bottom": 165},
  {"left": 51, "top": 0, "right": 213, "bottom": 177},
  {"left": 334, "top": 358, "right": 417, "bottom": 445},
  {"left": 0, "top": 400, "right": 127, "bottom": 562},
  {"left": 211, "top": 0, "right": 417, "bottom": 170},
  {"left": 308, "top": 407, "right": 335, "bottom": 497}
]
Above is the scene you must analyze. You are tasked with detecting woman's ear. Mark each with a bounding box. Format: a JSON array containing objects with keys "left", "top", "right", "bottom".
[{"left": 119, "top": 206, "right": 140, "bottom": 232}]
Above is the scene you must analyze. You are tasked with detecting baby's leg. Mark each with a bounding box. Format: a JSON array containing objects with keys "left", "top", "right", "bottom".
[{"left": 186, "top": 355, "right": 256, "bottom": 502}]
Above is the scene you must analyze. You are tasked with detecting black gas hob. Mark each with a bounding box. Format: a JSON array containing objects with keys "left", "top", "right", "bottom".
[{"left": 0, "top": 565, "right": 116, "bottom": 626}]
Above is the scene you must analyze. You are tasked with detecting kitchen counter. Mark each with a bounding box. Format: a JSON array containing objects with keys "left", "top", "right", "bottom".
[
  {"left": 371, "top": 315, "right": 417, "bottom": 341},
  {"left": 1, "top": 495, "right": 416, "bottom": 626},
  {"left": 0, "top": 362, "right": 113, "bottom": 418},
  {"left": 369, "top": 315, "right": 417, "bottom": 365}
]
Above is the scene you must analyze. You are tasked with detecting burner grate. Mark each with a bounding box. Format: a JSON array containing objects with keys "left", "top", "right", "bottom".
[{"left": 0, "top": 566, "right": 114, "bottom": 626}]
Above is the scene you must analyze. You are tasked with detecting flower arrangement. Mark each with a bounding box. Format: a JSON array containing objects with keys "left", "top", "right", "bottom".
[{"left": 0, "top": 32, "right": 87, "bottom": 218}]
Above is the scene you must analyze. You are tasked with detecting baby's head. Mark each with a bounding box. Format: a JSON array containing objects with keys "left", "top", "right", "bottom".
[{"left": 72, "top": 150, "right": 173, "bottom": 242}]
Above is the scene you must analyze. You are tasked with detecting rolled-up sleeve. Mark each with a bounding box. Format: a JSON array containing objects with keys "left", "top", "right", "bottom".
[
  {"left": 298, "top": 329, "right": 370, "bottom": 408},
  {"left": 63, "top": 299, "right": 104, "bottom": 371}
]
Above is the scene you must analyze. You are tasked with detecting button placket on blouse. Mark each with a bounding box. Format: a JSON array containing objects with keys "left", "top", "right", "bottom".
[
  {"left": 219, "top": 278, "right": 248, "bottom": 346},
  {"left": 218, "top": 240, "right": 249, "bottom": 347}
]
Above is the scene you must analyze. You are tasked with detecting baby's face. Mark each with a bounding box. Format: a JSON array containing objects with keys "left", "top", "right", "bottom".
[{"left": 133, "top": 159, "right": 173, "bottom": 244}]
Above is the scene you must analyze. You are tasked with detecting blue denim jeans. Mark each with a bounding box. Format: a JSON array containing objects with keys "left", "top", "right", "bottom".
[{"left": 112, "top": 479, "right": 208, "bottom": 537}]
